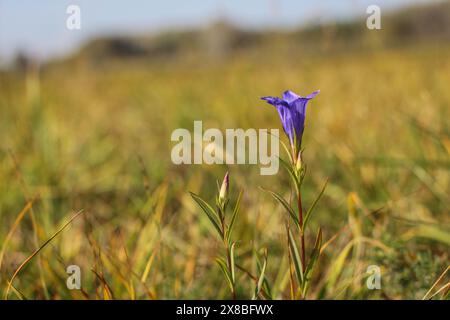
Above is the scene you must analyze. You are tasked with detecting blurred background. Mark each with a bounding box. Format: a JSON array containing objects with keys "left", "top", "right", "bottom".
[{"left": 0, "top": 0, "right": 449, "bottom": 300}]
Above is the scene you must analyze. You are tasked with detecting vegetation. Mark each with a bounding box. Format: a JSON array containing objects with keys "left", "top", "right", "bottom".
[{"left": 0, "top": 1, "right": 448, "bottom": 300}]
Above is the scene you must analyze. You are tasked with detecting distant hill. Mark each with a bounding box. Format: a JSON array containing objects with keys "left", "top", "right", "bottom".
[{"left": 34, "top": 1, "right": 450, "bottom": 67}]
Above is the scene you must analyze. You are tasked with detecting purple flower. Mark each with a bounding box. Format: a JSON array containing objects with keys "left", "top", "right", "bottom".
[
  {"left": 261, "top": 90, "right": 319, "bottom": 151},
  {"left": 219, "top": 171, "right": 229, "bottom": 203}
]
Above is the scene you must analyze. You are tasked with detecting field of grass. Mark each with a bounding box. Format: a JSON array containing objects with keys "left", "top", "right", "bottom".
[{"left": 0, "top": 35, "right": 449, "bottom": 299}]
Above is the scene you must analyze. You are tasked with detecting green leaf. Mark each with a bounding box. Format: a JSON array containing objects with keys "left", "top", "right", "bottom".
[
  {"left": 303, "top": 179, "right": 328, "bottom": 230},
  {"left": 190, "top": 192, "right": 223, "bottom": 238},
  {"left": 279, "top": 157, "right": 300, "bottom": 195},
  {"left": 299, "top": 162, "right": 307, "bottom": 184},
  {"left": 230, "top": 242, "right": 236, "bottom": 283},
  {"left": 215, "top": 257, "right": 234, "bottom": 292},
  {"left": 253, "top": 249, "right": 268, "bottom": 300},
  {"left": 278, "top": 137, "right": 294, "bottom": 165},
  {"left": 262, "top": 188, "right": 299, "bottom": 227},
  {"left": 288, "top": 228, "right": 304, "bottom": 286},
  {"left": 226, "top": 190, "right": 243, "bottom": 243},
  {"left": 304, "top": 228, "right": 322, "bottom": 286}
]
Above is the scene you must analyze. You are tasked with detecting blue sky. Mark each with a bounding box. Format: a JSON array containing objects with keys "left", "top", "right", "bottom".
[{"left": 0, "top": 0, "right": 437, "bottom": 62}]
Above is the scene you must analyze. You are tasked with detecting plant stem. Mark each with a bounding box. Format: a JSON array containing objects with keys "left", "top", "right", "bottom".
[
  {"left": 220, "top": 206, "right": 236, "bottom": 299},
  {"left": 297, "top": 191, "right": 306, "bottom": 272},
  {"left": 293, "top": 147, "right": 306, "bottom": 272},
  {"left": 286, "top": 224, "right": 296, "bottom": 300}
]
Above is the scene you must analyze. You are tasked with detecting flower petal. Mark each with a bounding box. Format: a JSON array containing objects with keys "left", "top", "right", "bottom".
[
  {"left": 261, "top": 96, "right": 294, "bottom": 144},
  {"left": 289, "top": 90, "right": 319, "bottom": 129},
  {"left": 306, "top": 90, "right": 320, "bottom": 100},
  {"left": 261, "top": 90, "right": 319, "bottom": 150},
  {"left": 261, "top": 96, "right": 286, "bottom": 106},
  {"left": 290, "top": 98, "right": 309, "bottom": 115},
  {"left": 282, "top": 90, "right": 300, "bottom": 103}
]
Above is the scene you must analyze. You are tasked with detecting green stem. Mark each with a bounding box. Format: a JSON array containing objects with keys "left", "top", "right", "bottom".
[
  {"left": 293, "top": 147, "right": 306, "bottom": 273},
  {"left": 220, "top": 206, "right": 236, "bottom": 300},
  {"left": 297, "top": 191, "right": 306, "bottom": 273}
]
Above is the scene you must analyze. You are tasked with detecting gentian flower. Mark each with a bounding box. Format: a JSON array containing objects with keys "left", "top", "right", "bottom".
[{"left": 261, "top": 90, "right": 319, "bottom": 152}]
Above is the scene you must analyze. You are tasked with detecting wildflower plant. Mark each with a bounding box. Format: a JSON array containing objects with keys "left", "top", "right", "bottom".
[
  {"left": 190, "top": 172, "right": 243, "bottom": 299},
  {"left": 262, "top": 89, "right": 327, "bottom": 299}
]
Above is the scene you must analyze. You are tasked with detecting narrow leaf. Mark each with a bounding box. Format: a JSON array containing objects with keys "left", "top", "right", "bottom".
[
  {"left": 303, "top": 179, "right": 328, "bottom": 230},
  {"left": 278, "top": 136, "right": 294, "bottom": 165},
  {"left": 190, "top": 192, "right": 223, "bottom": 238},
  {"left": 288, "top": 228, "right": 304, "bottom": 285},
  {"left": 254, "top": 249, "right": 268, "bottom": 300},
  {"left": 230, "top": 242, "right": 236, "bottom": 283},
  {"left": 326, "top": 240, "right": 355, "bottom": 289},
  {"left": 262, "top": 188, "right": 299, "bottom": 227},
  {"left": 227, "top": 190, "right": 243, "bottom": 243},
  {"left": 305, "top": 228, "right": 322, "bottom": 282},
  {"left": 279, "top": 157, "right": 300, "bottom": 195},
  {"left": 215, "top": 257, "right": 234, "bottom": 292}
]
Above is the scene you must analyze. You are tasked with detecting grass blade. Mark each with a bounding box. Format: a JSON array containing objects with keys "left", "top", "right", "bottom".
[
  {"left": 141, "top": 250, "right": 157, "bottom": 283},
  {"left": 0, "top": 197, "right": 36, "bottom": 271},
  {"left": 422, "top": 266, "right": 450, "bottom": 300},
  {"left": 4, "top": 210, "right": 84, "bottom": 299},
  {"left": 327, "top": 241, "right": 352, "bottom": 289},
  {"left": 253, "top": 249, "right": 268, "bottom": 300}
]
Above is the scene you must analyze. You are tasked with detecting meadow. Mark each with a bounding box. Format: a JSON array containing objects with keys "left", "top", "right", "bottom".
[{"left": 0, "top": 19, "right": 449, "bottom": 299}]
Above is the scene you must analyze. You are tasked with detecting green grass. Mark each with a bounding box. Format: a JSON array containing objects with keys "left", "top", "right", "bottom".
[{"left": 0, "top": 41, "right": 449, "bottom": 299}]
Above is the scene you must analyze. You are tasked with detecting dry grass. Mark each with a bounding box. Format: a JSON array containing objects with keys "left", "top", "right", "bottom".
[{"left": 0, "top": 41, "right": 448, "bottom": 299}]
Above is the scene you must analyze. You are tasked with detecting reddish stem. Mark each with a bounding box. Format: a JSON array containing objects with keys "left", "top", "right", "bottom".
[{"left": 297, "top": 181, "right": 306, "bottom": 272}]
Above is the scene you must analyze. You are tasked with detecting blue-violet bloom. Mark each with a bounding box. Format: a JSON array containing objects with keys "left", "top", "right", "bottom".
[{"left": 261, "top": 90, "right": 319, "bottom": 151}]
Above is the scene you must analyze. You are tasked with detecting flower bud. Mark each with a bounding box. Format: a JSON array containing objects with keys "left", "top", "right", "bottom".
[
  {"left": 295, "top": 151, "right": 302, "bottom": 172},
  {"left": 219, "top": 172, "right": 229, "bottom": 203}
]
